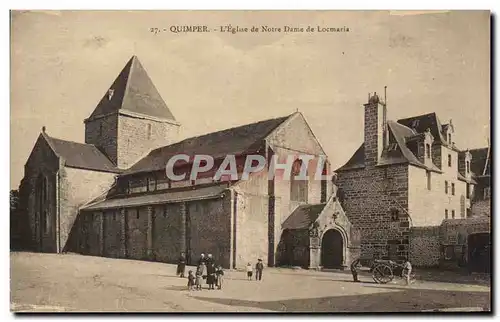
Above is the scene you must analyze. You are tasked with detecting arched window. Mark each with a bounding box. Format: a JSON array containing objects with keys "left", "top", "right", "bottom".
[{"left": 290, "top": 159, "right": 308, "bottom": 202}]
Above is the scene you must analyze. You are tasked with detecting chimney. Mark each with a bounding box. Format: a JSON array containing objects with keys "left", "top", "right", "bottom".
[{"left": 364, "top": 92, "right": 386, "bottom": 167}]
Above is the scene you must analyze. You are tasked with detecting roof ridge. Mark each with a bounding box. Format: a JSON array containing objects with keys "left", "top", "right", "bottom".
[{"left": 148, "top": 114, "right": 291, "bottom": 154}]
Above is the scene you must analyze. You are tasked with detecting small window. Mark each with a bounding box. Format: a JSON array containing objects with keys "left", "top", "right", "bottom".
[
  {"left": 448, "top": 133, "right": 452, "bottom": 144},
  {"left": 445, "top": 181, "right": 448, "bottom": 194},
  {"left": 113, "top": 213, "right": 116, "bottom": 221},
  {"left": 390, "top": 209, "right": 399, "bottom": 221},
  {"left": 426, "top": 171, "right": 431, "bottom": 190},
  {"left": 411, "top": 119, "right": 420, "bottom": 128},
  {"left": 136, "top": 210, "right": 140, "bottom": 219},
  {"left": 445, "top": 209, "right": 448, "bottom": 219},
  {"left": 147, "top": 124, "right": 152, "bottom": 140},
  {"left": 163, "top": 206, "right": 167, "bottom": 218},
  {"left": 451, "top": 210, "right": 455, "bottom": 219},
  {"left": 147, "top": 177, "right": 156, "bottom": 192},
  {"left": 466, "top": 161, "right": 470, "bottom": 173},
  {"left": 466, "top": 184, "right": 470, "bottom": 199},
  {"left": 448, "top": 154, "right": 452, "bottom": 167},
  {"left": 451, "top": 183, "right": 455, "bottom": 195},
  {"left": 425, "top": 144, "right": 431, "bottom": 158}
]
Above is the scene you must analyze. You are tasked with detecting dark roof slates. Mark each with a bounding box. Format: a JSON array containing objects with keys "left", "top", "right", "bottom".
[
  {"left": 282, "top": 204, "right": 326, "bottom": 230},
  {"left": 123, "top": 115, "right": 290, "bottom": 174},
  {"left": 44, "top": 134, "right": 121, "bottom": 173}
]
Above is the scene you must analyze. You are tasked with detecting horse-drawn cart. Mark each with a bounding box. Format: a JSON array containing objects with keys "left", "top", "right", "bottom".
[{"left": 369, "top": 259, "right": 415, "bottom": 284}]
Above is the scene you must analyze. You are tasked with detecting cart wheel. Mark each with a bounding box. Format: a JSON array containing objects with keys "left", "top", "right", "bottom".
[{"left": 372, "top": 264, "right": 393, "bottom": 284}]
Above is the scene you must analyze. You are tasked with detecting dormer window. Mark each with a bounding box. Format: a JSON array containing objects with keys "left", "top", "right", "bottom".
[
  {"left": 448, "top": 154, "right": 452, "bottom": 167},
  {"left": 425, "top": 143, "right": 431, "bottom": 158},
  {"left": 466, "top": 160, "right": 470, "bottom": 173},
  {"left": 108, "top": 89, "right": 114, "bottom": 100},
  {"left": 448, "top": 133, "right": 452, "bottom": 144}
]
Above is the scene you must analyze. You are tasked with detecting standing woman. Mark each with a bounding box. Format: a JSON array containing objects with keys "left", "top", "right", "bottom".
[
  {"left": 177, "top": 252, "right": 186, "bottom": 278},
  {"left": 206, "top": 257, "right": 216, "bottom": 290}
]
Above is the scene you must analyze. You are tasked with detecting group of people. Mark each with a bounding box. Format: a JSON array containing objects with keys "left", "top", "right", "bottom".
[
  {"left": 176, "top": 252, "right": 266, "bottom": 291},
  {"left": 177, "top": 252, "right": 224, "bottom": 291}
]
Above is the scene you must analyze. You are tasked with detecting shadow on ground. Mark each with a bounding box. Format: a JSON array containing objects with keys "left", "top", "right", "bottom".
[
  {"left": 312, "top": 268, "right": 490, "bottom": 286},
  {"left": 192, "top": 289, "right": 491, "bottom": 312}
]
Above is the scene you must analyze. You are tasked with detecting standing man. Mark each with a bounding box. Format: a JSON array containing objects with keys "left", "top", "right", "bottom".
[
  {"left": 350, "top": 257, "right": 361, "bottom": 282},
  {"left": 177, "top": 252, "right": 186, "bottom": 278},
  {"left": 255, "top": 259, "right": 264, "bottom": 281}
]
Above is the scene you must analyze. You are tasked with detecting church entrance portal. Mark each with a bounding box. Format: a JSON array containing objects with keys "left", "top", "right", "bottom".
[{"left": 321, "top": 229, "right": 343, "bottom": 269}]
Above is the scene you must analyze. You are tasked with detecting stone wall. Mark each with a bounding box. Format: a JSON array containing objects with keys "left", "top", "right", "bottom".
[
  {"left": 22, "top": 134, "right": 61, "bottom": 253},
  {"left": 61, "top": 167, "right": 116, "bottom": 252},
  {"left": 336, "top": 164, "right": 410, "bottom": 260},
  {"left": 78, "top": 194, "right": 233, "bottom": 268},
  {"left": 85, "top": 114, "right": 119, "bottom": 165},
  {"left": 116, "top": 115, "right": 179, "bottom": 169},
  {"left": 409, "top": 226, "right": 441, "bottom": 267},
  {"left": 407, "top": 165, "right": 469, "bottom": 226},
  {"left": 472, "top": 199, "right": 490, "bottom": 217}
]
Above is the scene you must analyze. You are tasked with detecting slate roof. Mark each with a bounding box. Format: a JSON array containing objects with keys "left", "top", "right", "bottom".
[
  {"left": 86, "top": 56, "right": 176, "bottom": 122},
  {"left": 336, "top": 121, "right": 441, "bottom": 172},
  {"left": 397, "top": 112, "right": 448, "bottom": 145},
  {"left": 123, "top": 115, "right": 291, "bottom": 175},
  {"left": 82, "top": 183, "right": 228, "bottom": 211},
  {"left": 281, "top": 203, "right": 326, "bottom": 230},
  {"left": 470, "top": 147, "right": 491, "bottom": 176},
  {"left": 43, "top": 133, "right": 121, "bottom": 173}
]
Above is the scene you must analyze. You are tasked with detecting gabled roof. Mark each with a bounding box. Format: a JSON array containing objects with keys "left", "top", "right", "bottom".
[
  {"left": 336, "top": 121, "right": 441, "bottom": 172},
  {"left": 397, "top": 112, "right": 449, "bottom": 146},
  {"left": 43, "top": 133, "right": 121, "bottom": 173},
  {"left": 470, "top": 147, "right": 491, "bottom": 176},
  {"left": 86, "top": 56, "right": 176, "bottom": 122},
  {"left": 282, "top": 203, "right": 326, "bottom": 230},
  {"left": 123, "top": 115, "right": 291, "bottom": 175}
]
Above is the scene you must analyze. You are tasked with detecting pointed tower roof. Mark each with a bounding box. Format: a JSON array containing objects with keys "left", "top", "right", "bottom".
[{"left": 86, "top": 56, "right": 176, "bottom": 122}]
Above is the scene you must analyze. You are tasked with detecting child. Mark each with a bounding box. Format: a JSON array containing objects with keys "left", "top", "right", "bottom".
[
  {"left": 187, "top": 270, "right": 195, "bottom": 291},
  {"left": 196, "top": 262, "right": 206, "bottom": 290},
  {"left": 246, "top": 262, "right": 253, "bottom": 281},
  {"left": 215, "top": 265, "right": 224, "bottom": 290}
]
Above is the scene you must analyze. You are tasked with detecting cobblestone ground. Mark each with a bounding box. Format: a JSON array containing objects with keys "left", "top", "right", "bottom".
[{"left": 10, "top": 252, "right": 491, "bottom": 313}]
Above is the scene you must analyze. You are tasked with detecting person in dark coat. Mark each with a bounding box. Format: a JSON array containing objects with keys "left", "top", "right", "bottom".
[
  {"left": 350, "top": 258, "right": 361, "bottom": 282},
  {"left": 206, "top": 259, "right": 216, "bottom": 290},
  {"left": 177, "top": 252, "right": 186, "bottom": 278},
  {"left": 255, "top": 259, "right": 264, "bottom": 281}
]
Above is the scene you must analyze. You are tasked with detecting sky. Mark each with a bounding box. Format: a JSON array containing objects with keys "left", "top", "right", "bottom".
[{"left": 10, "top": 10, "right": 490, "bottom": 189}]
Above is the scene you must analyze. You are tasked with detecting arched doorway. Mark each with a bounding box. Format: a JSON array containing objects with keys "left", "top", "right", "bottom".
[
  {"left": 468, "top": 233, "right": 491, "bottom": 273},
  {"left": 321, "top": 229, "right": 344, "bottom": 269}
]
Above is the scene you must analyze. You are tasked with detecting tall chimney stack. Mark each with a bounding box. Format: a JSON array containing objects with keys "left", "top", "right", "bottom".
[{"left": 364, "top": 91, "right": 385, "bottom": 167}]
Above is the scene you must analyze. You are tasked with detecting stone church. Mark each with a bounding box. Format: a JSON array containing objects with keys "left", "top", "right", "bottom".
[{"left": 18, "top": 56, "right": 359, "bottom": 269}]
